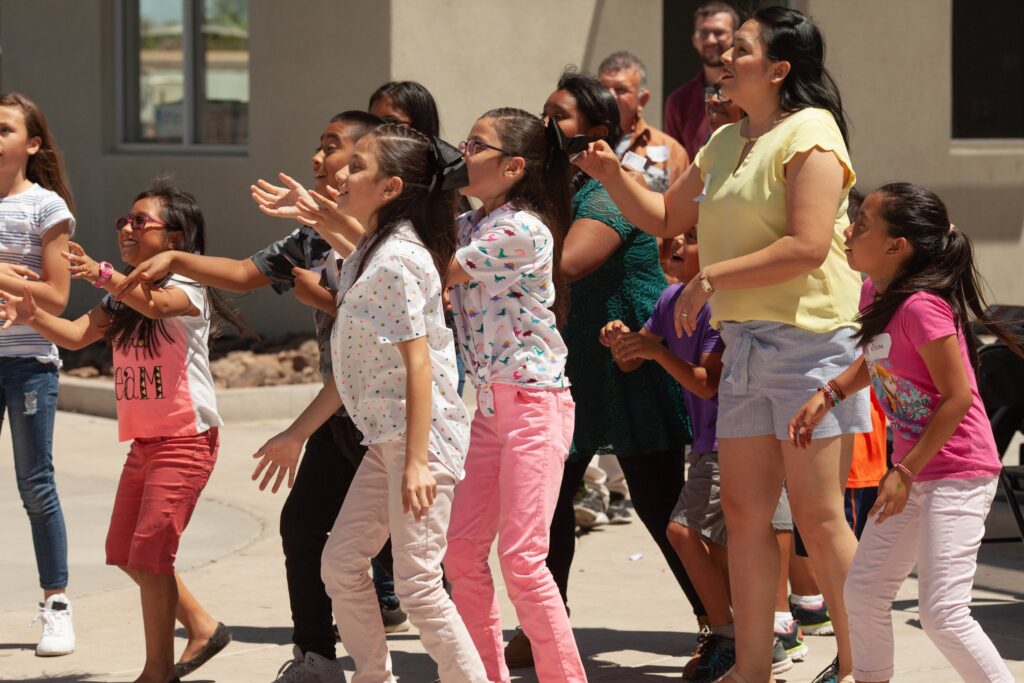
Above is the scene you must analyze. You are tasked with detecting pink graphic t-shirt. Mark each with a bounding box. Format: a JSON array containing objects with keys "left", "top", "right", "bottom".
[
  {"left": 860, "top": 280, "right": 1001, "bottom": 481},
  {"left": 105, "top": 276, "right": 222, "bottom": 442}
]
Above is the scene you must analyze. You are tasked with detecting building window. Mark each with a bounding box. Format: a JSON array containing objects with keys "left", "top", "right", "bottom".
[
  {"left": 119, "top": 0, "right": 249, "bottom": 148},
  {"left": 952, "top": 0, "right": 1023, "bottom": 139}
]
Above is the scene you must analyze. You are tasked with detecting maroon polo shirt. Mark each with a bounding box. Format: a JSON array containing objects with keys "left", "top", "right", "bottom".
[{"left": 663, "top": 71, "right": 711, "bottom": 162}]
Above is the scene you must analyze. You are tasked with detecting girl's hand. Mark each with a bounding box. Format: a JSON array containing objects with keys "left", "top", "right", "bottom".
[
  {"left": 292, "top": 266, "right": 334, "bottom": 312},
  {"left": 251, "top": 430, "right": 303, "bottom": 493},
  {"left": 114, "top": 251, "right": 176, "bottom": 299},
  {"left": 0, "top": 263, "right": 41, "bottom": 282},
  {"left": 573, "top": 140, "right": 624, "bottom": 183},
  {"left": 251, "top": 173, "right": 314, "bottom": 220},
  {"left": 63, "top": 242, "right": 100, "bottom": 283},
  {"left": 402, "top": 460, "right": 437, "bottom": 523},
  {"left": 673, "top": 274, "right": 711, "bottom": 337},
  {"left": 614, "top": 331, "right": 662, "bottom": 363},
  {"left": 0, "top": 286, "right": 39, "bottom": 329},
  {"left": 788, "top": 390, "right": 832, "bottom": 448},
  {"left": 296, "top": 187, "right": 359, "bottom": 237},
  {"left": 868, "top": 468, "right": 911, "bottom": 524},
  {"left": 599, "top": 320, "right": 631, "bottom": 348}
]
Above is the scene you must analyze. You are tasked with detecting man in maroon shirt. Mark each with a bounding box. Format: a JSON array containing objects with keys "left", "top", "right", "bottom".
[{"left": 663, "top": 1, "right": 740, "bottom": 160}]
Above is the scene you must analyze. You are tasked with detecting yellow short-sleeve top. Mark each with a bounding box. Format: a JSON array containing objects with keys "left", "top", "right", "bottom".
[{"left": 693, "top": 107, "right": 861, "bottom": 333}]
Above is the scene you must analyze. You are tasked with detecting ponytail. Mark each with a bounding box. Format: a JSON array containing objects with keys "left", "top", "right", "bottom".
[
  {"left": 482, "top": 108, "right": 572, "bottom": 326},
  {"left": 855, "top": 182, "right": 1023, "bottom": 369}
]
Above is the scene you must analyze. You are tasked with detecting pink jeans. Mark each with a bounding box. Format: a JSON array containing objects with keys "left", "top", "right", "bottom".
[
  {"left": 446, "top": 384, "right": 585, "bottom": 683},
  {"left": 844, "top": 477, "right": 1012, "bottom": 682}
]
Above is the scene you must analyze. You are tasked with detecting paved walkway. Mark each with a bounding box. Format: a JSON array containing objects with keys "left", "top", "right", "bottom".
[{"left": 2, "top": 412, "right": 1022, "bottom": 682}]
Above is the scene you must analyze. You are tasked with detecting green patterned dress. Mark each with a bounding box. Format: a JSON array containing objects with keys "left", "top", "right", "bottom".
[{"left": 565, "top": 178, "right": 690, "bottom": 460}]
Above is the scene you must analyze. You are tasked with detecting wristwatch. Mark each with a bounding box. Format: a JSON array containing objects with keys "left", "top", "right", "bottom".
[
  {"left": 698, "top": 269, "right": 715, "bottom": 294},
  {"left": 93, "top": 261, "right": 114, "bottom": 288}
]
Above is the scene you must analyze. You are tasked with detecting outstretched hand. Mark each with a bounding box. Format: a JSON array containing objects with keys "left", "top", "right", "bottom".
[
  {"left": 114, "top": 251, "right": 176, "bottom": 300},
  {"left": 63, "top": 242, "right": 100, "bottom": 284},
  {"left": 251, "top": 429, "right": 303, "bottom": 493},
  {"left": 0, "top": 286, "right": 39, "bottom": 330},
  {"left": 251, "top": 173, "right": 314, "bottom": 220},
  {"left": 0, "top": 263, "right": 41, "bottom": 282}
]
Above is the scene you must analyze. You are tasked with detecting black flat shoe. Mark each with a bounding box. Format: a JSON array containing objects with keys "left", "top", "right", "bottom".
[{"left": 173, "top": 622, "right": 232, "bottom": 678}]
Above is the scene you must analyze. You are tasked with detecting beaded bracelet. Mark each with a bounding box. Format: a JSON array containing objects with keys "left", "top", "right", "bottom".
[
  {"left": 818, "top": 384, "right": 840, "bottom": 408},
  {"left": 827, "top": 379, "right": 847, "bottom": 402}
]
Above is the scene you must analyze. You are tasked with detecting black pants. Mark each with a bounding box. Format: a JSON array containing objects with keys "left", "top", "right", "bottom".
[
  {"left": 279, "top": 413, "right": 392, "bottom": 659},
  {"left": 547, "top": 450, "right": 706, "bottom": 618}
]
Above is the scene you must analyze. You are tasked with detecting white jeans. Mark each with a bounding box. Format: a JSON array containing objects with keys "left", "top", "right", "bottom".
[
  {"left": 844, "top": 477, "right": 1012, "bottom": 682},
  {"left": 321, "top": 441, "right": 487, "bottom": 683}
]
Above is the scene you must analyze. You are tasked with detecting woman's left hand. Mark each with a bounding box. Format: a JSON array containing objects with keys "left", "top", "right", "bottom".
[
  {"left": 63, "top": 242, "right": 99, "bottom": 283},
  {"left": 402, "top": 460, "right": 437, "bottom": 523},
  {"left": 673, "top": 274, "right": 711, "bottom": 337},
  {"left": 868, "top": 468, "right": 911, "bottom": 524}
]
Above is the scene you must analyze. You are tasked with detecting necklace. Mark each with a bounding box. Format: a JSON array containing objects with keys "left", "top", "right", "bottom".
[{"left": 741, "top": 109, "right": 785, "bottom": 143}]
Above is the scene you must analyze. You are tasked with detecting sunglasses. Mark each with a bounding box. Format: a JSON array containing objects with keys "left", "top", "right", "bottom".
[
  {"left": 114, "top": 214, "right": 168, "bottom": 233},
  {"left": 458, "top": 139, "right": 514, "bottom": 157}
]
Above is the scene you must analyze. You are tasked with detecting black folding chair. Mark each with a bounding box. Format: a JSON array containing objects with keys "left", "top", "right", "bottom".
[{"left": 978, "top": 339, "right": 1024, "bottom": 543}]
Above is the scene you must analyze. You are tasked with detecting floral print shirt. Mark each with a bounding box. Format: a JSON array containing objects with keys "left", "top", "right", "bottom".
[{"left": 450, "top": 204, "right": 569, "bottom": 414}]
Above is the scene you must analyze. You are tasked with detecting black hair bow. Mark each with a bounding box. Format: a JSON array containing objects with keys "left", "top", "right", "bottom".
[
  {"left": 430, "top": 137, "right": 469, "bottom": 191},
  {"left": 546, "top": 116, "right": 597, "bottom": 156}
]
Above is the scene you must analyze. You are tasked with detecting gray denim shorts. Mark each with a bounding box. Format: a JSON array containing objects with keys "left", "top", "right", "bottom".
[
  {"left": 716, "top": 321, "right": 871, "bottom": 440},
  {"left": 671, "top": 451, "right": 793, "bottom": 546}
]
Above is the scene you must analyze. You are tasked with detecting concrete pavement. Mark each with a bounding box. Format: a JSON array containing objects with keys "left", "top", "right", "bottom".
[{"left": 2, "top": 411, "right": 1023, "bottom": 682}]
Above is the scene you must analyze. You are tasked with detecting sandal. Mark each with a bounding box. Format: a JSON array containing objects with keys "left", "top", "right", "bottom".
[{"left": 173, "top": 621, "right": 232, "bottom": 678}]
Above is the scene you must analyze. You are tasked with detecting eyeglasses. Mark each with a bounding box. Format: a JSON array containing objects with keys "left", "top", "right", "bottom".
[
  {"left": 458, "top": 139, "right": 514, "bottom": 157},
  {"left": 703, "top": 85, "right": 731, "bottom": 104},
  {"left": 114, "top": 214, "right": 168, "bottom": 232}
]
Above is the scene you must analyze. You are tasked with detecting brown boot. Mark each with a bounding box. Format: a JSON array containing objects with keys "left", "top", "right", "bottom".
[{"left": 504, "top": 626, "right": 534, "bottom": 669}]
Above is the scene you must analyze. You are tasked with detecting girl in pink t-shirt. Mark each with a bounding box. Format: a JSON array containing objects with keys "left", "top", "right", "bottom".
[
  {"left": 0, "top": 181, "right": 245, "bottom": 683},
  {"left": 789, "top": 182, "right": 1018, "bottom": 682}
]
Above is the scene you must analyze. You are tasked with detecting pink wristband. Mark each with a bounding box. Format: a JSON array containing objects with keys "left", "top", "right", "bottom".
[
  {"left": 93, "top": 261, "right": 113, "bottom": 288},
  {"left": 894, "top": 462, "right": 916, "bottom": 481}
]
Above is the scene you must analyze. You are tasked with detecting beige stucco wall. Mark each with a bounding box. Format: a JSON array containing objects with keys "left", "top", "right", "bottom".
[
  {"left": 806, "top": 0, "right": 1024, "bottom": 304},
  {"left": 389, "top": 0, "right": 664, "bottom": 146}
]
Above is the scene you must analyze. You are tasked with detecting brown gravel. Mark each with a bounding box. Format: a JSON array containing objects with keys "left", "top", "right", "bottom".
[{"left": 61, "top": 334, "right": 321, "bottom": 388}]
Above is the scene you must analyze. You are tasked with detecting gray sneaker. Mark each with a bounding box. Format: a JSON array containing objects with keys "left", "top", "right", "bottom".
[
  {"left": 573, "top": 487, "right": 608, "bottom": 529},
  {"left": 273, "top": 645, "right": 347, "bottom": 682},
  {"left": 607, "top": 492, "right": 633, "bottom": 525},
  {"left": 771, "top": 636, "right": 794, "bottom": 675}
]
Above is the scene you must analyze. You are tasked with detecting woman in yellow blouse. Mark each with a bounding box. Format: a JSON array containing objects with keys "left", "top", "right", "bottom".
[{"left": 578, "top": 7, "right": 868, "bottom": 683}]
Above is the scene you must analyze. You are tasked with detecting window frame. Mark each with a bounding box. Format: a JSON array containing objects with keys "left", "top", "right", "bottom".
[{"left": 114, "top": 0, "right": 248, "bottom": 155}]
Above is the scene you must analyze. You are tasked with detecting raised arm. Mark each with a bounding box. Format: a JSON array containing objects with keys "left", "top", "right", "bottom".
[
  {"left": 0, "top": 286, "right": 108, "bottom": 350},
  {"left": 574, "top": 140, "right": 703, "bottom": 238}
]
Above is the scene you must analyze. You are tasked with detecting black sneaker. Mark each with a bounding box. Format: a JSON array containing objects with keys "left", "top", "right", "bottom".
[
  {"left": 771, "top": 636, "right": 793, "bottom": 675},
  {"left": 790, "top": 596, "right": 834, "bottom": 636},
  {"left": 810, "top": 656, "right": 843, "bottom": 683},
  {"left": 681, "top": 627, "right": 710, "bottom": 679},
  {"left": 607, "top": 492, "right": 633, "bottom": 525},
  {"left": 688, "top": 634, "right": 736, "bottom": 682}
]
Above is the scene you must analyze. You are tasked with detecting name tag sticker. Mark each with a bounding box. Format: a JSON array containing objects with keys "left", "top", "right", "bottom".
[
  {"left": 647, "top": 145, "right": 670, "bottom": 163},
  {"left": 867, "top": 333, "right": 892, "bottom": 360},
  {"left": 622, "top": 151, "right": 647, "bottom": 172}
]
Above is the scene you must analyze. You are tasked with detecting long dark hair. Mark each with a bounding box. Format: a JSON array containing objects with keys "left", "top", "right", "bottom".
[
  {"left": 103, "top": 180, "right": 247, "bottom": 354},
  {"left": 354, "top": 124, "right": 457, "bottom": 287},
  {"left": 0, "top": 92, "right": 74, "bottom": 212},
  {"left": 368, "top": 81, "right": 440, "bottom": 137},
  {"left": 753, "top": 6, "right": 850, "bottom": 146},
  {"left": 855, "top": 182, "right": 1022, "bottom": 369},
  {"left": 555, "top": 70, "right": 622, "bottom": 149},
  {"left": 482, "top": 108, "right": 572, "bottom": 326}
]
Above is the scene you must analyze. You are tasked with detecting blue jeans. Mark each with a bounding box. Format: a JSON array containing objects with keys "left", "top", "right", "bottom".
[{"left": 1, "top": 357, "right": 67, "bottom": 590}]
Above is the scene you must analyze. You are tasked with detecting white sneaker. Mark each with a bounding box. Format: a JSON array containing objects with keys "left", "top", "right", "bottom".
[
  {"left": 273, "top": 645, "right": 348, "bottom": 682},
  {"left": 33, "top": 593, "right": 75, "bottom": 656}
]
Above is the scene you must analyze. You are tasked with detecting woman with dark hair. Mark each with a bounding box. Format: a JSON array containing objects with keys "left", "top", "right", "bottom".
[
  {"left": 577, "top": 7, "right": 868, "bottom": 683},
  {"left": 368, "top": 80, "right": 441, "bottom": 138},
  {"left": 503, "top": 70, "right": 704, "bottom": 668}
]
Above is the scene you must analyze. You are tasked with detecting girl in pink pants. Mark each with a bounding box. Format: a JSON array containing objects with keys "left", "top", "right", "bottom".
[{"left": 445, "top": 108, "right": 586, "bottom": 683}]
